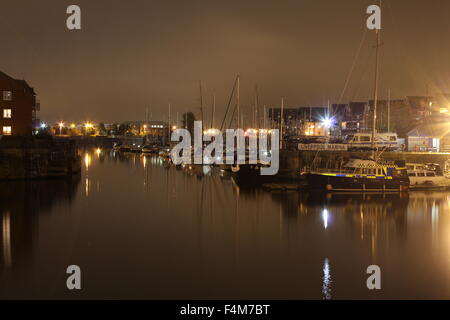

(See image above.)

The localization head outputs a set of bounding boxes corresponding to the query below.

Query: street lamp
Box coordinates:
[59,122,64,135]
[84,122,93,136]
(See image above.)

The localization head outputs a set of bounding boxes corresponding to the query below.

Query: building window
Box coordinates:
[3,109,11,118]
[2,126,11,135]
[2,91,12,101]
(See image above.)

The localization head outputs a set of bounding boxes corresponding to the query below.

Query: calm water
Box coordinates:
[1,149,450,299]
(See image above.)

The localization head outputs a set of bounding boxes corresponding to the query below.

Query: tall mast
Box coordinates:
[280,97,284,150]
[387,88,391,132]
[212,92,216,129]
[199,80,204,122]
[371,3,381,151]
[168,103,171,144]
[254,85,259,128]
[263,105,266,129]
[168,103,171,127]
[237,75,240,128]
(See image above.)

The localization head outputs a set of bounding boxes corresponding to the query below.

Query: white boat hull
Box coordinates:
[409,176,450,190]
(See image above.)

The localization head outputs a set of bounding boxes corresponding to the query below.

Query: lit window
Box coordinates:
[2,126,11,135]
[3,109,11,118]
[2,91,12,101]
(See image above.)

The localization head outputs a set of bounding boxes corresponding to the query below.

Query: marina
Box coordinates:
[3,0,450,306]
[111,145,450,192]
[2,148,450,299]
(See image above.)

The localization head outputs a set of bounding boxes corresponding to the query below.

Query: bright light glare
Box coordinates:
[322,209,329,229]
[321,117,333,128]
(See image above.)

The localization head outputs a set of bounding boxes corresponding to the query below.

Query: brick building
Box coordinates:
[0,71,38,136]
[268,106,328,136]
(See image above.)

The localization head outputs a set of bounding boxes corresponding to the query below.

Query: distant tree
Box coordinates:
[109,123,119,136]
[98,122,107,136]
[117,123,128,136]
[36,126,51,137]
[181,112,196,135]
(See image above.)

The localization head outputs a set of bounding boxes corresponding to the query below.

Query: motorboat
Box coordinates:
[302,158,409,192]
[407,163,450,190]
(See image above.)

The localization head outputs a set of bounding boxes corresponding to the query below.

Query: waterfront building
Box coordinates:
[331,102,368,136]
[0,71,39,136]
[407,123,450,152]
[121,120,169,145]
[268,106,328,137]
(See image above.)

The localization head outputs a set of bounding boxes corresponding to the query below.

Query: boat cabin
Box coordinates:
[340,158,407,178]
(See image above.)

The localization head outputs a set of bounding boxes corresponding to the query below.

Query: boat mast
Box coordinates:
[199,80,204,123]
[237,75,240,128]
[212,92,216,129]
[387,88,391,132]
[280,97,284,150]
[254,85,259,128]
[371,1,381,152]
[168,103,171,145]
[263,105,266,129]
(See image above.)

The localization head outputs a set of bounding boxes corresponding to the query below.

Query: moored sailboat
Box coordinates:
[303,7,409,193]
[303,158,409,192]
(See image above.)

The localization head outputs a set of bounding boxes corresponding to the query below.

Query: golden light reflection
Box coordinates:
[84,153,91,169]
[95,148,101,157]
[360,209,364,240]
[85,177,90,196]
[2,211,12,268]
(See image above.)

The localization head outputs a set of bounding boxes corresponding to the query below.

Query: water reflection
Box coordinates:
[2,212,11,268]
[0,177,80,272]
[322,209,329,229]
[2,150,450,298]
[322,258,332,300]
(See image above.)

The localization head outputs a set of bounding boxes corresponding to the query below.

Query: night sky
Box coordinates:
[1,0,450,123]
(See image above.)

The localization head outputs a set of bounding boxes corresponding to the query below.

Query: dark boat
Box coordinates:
[302,158,409,192]
[142,144,159,154]
[231,163,274,186]
[113,142,122,152]
[130,143,142,153]
[119,145,132,152]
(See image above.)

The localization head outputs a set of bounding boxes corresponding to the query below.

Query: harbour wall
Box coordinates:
[0,136,81,180]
